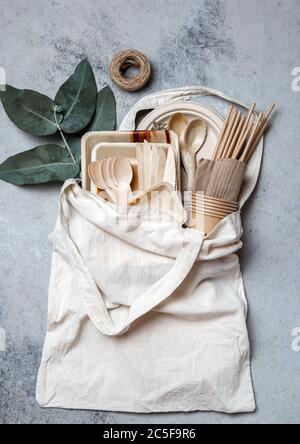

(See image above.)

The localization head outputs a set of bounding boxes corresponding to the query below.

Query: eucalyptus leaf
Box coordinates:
[66,135,81,160]
[0,144,79,185]
[89,86,116,131]
[55,59,97,134]
[65,86,117,162]
[0,85,62,136]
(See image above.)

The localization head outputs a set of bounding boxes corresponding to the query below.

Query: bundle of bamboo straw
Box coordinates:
[212,102,275,162]
[189,102,275,233]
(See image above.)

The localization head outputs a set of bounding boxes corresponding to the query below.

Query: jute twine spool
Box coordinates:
[109,49,151,92]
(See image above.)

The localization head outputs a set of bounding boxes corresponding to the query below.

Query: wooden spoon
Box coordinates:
[168,113,189,173]
[111,156,133,204]
[184,119,207,190]
[88,161,106,189]
[88,160,116,202]
[101,158,117,190]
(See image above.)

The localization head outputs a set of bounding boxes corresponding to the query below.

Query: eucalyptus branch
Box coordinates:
[53,106,77,164]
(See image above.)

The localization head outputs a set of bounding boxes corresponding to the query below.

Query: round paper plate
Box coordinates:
[137,101,224,160]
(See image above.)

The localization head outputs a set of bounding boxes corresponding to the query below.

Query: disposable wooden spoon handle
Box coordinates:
[118,183,131,206]
[106,188,117,203]
[188,159,196,191]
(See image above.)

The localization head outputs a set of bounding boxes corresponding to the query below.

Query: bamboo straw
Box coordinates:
[217,108,238,159]
[212,105,234,160]
[244,104,275,162]
[244,112,262,149]
[191,101,275,232]
[225,115,245,158]
[236,102,256,145]
[222,112,241,158]
[263,103,276,121]
[232,122,253,159]
[215,107,236,159]
[244,127,266,162]
[211,102,275,165]
[240,113,263,162]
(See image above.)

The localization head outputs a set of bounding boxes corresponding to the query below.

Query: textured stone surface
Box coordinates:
[0,0,299,424]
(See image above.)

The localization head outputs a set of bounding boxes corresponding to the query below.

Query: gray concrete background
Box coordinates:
[0,0,299,424]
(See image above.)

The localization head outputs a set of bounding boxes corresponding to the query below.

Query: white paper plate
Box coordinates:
[138,101,224,161]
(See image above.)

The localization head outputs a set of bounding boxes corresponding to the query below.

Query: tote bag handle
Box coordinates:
[119,86,249,131]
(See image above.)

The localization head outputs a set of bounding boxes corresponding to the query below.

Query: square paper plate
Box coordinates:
[81,130,179,191]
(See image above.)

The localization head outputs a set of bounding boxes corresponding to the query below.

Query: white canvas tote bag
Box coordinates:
[36,88,260,413]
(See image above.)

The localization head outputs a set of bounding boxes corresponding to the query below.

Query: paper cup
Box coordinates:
[187,193,238,233]
[192,194,238,211]
[190,206,230,219]
[204,197,238,210]
[190,201,233,215]
[189,210,223,234]
[190,198,236,217]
